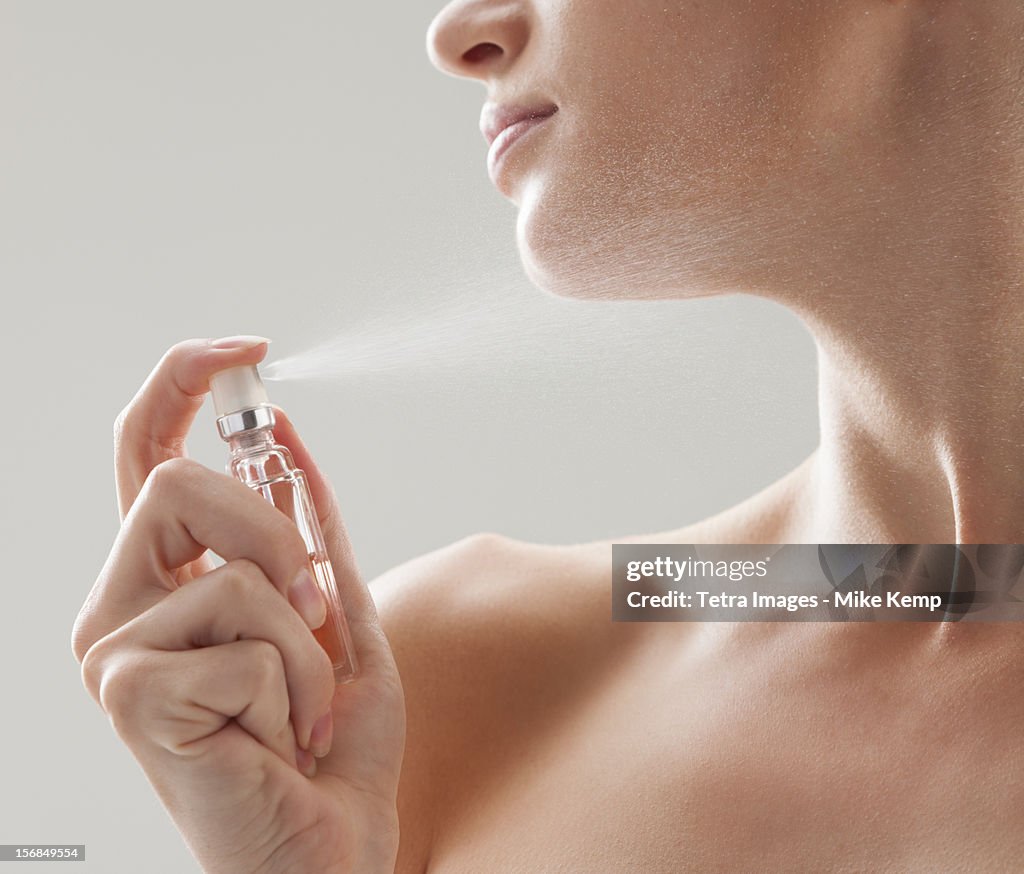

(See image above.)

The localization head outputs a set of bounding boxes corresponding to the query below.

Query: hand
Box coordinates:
[71,338,406,874]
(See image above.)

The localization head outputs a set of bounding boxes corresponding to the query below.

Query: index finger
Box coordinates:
[114,336,271,520]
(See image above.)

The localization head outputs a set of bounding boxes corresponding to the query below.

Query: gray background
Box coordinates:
[0,2,816,871]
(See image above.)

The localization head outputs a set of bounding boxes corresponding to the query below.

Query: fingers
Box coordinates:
[87,639,311,776]
[125,558,336,751]
[177,641,306,773]
[114,336,270,521]
[80,558,335,764]
[74,457,319,661]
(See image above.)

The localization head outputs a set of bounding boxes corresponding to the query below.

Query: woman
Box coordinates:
[72,0,1024,871]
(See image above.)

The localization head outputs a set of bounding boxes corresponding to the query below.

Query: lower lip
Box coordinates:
[487,111,557,186]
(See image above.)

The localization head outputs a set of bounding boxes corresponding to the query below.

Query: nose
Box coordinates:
[426,0,530,82]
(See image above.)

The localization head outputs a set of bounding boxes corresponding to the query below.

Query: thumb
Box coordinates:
[268,404,385,640]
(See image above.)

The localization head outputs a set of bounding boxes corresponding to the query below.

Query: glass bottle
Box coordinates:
[209,364,358,685]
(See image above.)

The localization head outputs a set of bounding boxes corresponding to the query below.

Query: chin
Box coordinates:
[515,176,641,301]
[514,174,734,303]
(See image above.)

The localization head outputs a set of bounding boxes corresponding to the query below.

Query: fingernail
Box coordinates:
[210,335,272,350]
[291,568,327,630]
[309,709,334,759]
[295,746,317,778]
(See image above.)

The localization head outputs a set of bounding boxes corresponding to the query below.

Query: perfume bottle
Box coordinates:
[209,364,358,685]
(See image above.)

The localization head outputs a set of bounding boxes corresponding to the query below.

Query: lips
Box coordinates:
[480,102,558,189]
[480,103,558,147]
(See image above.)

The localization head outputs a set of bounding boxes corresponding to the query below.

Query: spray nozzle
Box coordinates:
[209,364,270,418]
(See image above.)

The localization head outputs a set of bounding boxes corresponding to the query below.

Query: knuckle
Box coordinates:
[70,612,95,665]
[79,627,129,706]
[166,338,205,361]
[85,640,153,729]
[143,456,202,501]
[249,639,286,687]
[112,406,129,444]
[78,639,107,703]
[71,590,109,665]
[153,339,199,378]
[224,558,268,597]
[98,658,142,718]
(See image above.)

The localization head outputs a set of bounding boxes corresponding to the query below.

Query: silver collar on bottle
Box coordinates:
[216,404,276,440]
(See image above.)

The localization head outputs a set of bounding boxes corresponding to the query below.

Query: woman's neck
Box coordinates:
[770,14,1024,544]
[792,223,1024,542]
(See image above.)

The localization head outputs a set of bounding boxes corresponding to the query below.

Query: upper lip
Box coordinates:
[480,102,558,146]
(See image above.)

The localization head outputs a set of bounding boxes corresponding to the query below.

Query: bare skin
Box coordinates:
[405,2,1024,864]
[74,0,1024,870]
[377,493,1024,873]
[427,0,1024,543]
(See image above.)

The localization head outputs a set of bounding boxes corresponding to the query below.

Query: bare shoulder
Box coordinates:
[366,532,624,870]
[367,531,619,726]
[365,452,816,869]
[369,531,612,630]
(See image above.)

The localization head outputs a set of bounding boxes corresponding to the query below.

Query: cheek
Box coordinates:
[515,3,839,300]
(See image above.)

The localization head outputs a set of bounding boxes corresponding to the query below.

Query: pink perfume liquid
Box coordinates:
[231,432,359,685]
[309,554,358,683]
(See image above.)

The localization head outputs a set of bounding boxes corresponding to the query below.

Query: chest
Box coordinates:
[426,631,1022,873]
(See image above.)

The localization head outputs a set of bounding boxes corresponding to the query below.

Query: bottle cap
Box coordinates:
[209,364,270,417]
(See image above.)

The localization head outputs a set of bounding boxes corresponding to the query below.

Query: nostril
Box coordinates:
[462,42,503,65]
